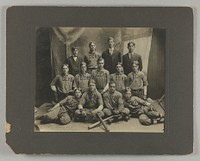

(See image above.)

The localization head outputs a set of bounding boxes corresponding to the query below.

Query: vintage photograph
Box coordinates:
[34,27,165,132]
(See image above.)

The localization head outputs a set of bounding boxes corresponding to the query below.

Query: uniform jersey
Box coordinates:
[127,71,148,90]
[79,90,103,109]
[110,73,127,93]
[73,73,91,92]
[103,91,124,110]
[84,52,101,70]
[51,74,74,94]
[91,69,110,92]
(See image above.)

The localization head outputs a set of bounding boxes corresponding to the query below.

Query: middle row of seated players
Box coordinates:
[36,79,164,126]
[51,57,148,103]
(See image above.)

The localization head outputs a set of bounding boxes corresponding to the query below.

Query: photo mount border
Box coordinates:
[6,6,193,154]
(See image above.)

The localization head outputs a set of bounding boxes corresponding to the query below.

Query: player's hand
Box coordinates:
[149,104,155,111]
[92,109,98,115]
[113,110,120,115]
[51,86,57,92]
[143,95,147,100]
[48,107,55,112]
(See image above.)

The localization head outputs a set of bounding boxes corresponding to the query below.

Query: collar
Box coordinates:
[88,51,97,56]
[97,68,105,72]
[62,73,69,77]
[116,72,123,75]
[108,48,114,53]
[80,72,87,76]
[132,71,139,75]
[88,89,97,96]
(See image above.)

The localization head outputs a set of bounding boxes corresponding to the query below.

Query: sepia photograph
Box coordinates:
[34,27,165,132]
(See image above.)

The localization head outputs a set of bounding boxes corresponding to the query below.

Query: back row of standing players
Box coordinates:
[44,37,164,126]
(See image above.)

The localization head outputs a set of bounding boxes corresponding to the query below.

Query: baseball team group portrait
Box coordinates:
[34,27,165,132]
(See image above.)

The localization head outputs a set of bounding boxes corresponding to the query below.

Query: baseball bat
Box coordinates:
[88,115,113,129]
[96,113,110,132]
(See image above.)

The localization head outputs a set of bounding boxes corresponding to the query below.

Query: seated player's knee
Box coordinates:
[75,109,81,115]
[103,108,112,116]
[97,111,104,117]
[59,113,71,125]
[138,114,152,126]
[122,108,130,115]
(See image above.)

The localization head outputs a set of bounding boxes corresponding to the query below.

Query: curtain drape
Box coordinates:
[50,27,153,76]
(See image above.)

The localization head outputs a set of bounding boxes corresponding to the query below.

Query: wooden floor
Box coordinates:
[35,102,164,133]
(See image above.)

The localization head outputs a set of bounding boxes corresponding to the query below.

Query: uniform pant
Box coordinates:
[41,105,71,125]
[129,106,161,125]
[103,108,130,118]
[74,109,104,122]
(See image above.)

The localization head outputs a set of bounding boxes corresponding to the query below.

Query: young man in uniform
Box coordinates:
[91,57,110,94]
[102,37,122,74]
[127,61,148,100]
[74,79,104,122]
[122,41,143,75]
[66,46,84,76]
[73,62,91,93]
[103,81,130,121]
[50,64,74,102]
[110,63,127,93]
[35,89,82,125]
[84,42,101,74]
[123,87,164,125]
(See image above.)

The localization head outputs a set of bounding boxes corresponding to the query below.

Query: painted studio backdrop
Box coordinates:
[35,27,165,106]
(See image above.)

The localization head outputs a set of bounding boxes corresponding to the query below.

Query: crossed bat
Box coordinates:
[88,113,121,132]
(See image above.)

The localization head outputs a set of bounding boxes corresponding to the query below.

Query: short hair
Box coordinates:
[97,57,104,63]
[61,64,69,69]
[109,80,116,87]
[127,41,135,47]
[108,37,114,41]
[89,41,96,47]
[80,62,87,67]
[88,79,96,86]
[74,88,82,94]
[116,62,123,67]
[124,87,132,93]
[71,46,79,52]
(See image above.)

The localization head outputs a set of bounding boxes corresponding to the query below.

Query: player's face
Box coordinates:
[132,64,139,72]
[81,65,87,73]
[98,60,104,69]
[74,90,82,98]
[124,91,131,99]
[116,65,123,73]
[72,48,79,56]
[128,43,135,53]
[89,83,96,91]
[109,83,116,93]
[108,39,114,48]
[62,66,69,74]
[89,43,96,52]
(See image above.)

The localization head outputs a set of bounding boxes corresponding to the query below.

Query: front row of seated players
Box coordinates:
[36,80,164,126]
